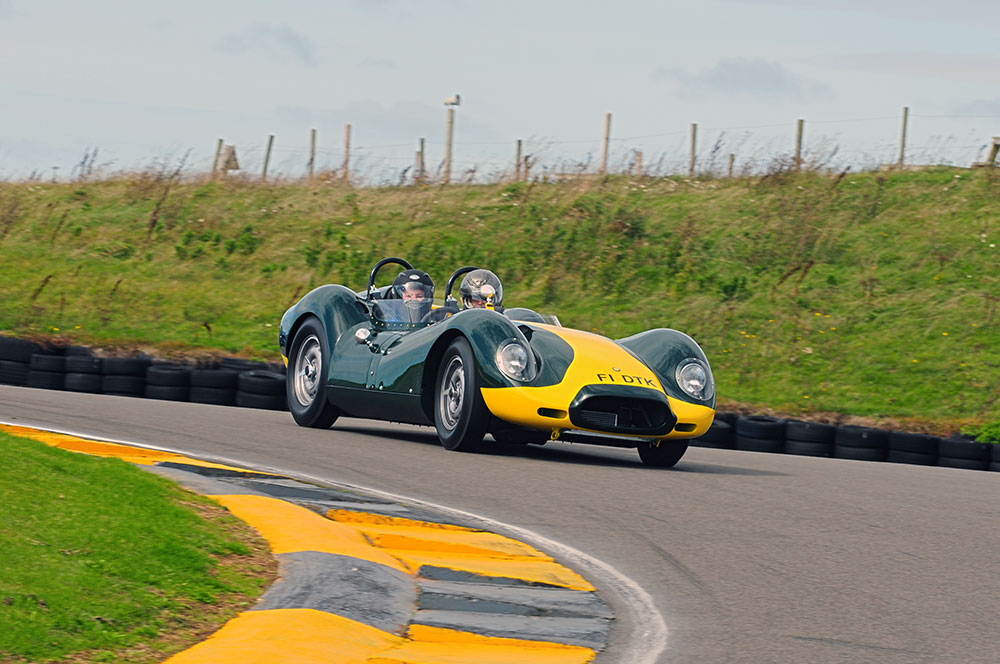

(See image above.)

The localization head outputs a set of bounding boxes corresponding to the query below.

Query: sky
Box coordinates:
[2,0,999,182]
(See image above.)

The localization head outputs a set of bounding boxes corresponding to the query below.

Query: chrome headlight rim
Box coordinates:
[496,340,536,383]
[675,357,714,401]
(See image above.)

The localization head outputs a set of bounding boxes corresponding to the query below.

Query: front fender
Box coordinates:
[429,308,529,389]
[617,328,716,409]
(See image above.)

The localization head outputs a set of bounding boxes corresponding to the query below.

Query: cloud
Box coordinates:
[219,24,319,67]
[660,58,832,99]
[0,0,14,17]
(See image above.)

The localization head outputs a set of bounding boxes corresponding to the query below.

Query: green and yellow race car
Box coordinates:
[279,258,715,467]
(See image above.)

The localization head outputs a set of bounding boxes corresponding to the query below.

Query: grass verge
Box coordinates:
[0,430,276,663]
[0,168,997,429]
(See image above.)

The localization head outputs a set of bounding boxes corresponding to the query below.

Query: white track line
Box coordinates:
[1,418,669,664]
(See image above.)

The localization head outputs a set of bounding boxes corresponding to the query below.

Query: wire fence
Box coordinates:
[19,110,1000,185]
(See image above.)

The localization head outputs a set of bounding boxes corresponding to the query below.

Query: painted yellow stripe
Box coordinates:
[0,423,272,474]
[163,608,402,664]
[372,624,596,664]
[163,609,595,664]
[326,510,594,591]
[208,494,409,574]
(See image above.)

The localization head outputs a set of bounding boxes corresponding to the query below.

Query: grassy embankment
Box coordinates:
[0,168,998,432]
[0,429,275,663]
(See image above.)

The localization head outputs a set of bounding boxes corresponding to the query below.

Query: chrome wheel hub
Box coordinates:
[439,356,464,431]
[293,335,322,407]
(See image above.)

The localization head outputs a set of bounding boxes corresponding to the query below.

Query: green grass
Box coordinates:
[0,430,270,662]
[0,168,998,430]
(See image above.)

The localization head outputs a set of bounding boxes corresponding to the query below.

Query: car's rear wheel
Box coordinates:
[638,440,689,467]
[434,338,488,452]
[287,317,340,428]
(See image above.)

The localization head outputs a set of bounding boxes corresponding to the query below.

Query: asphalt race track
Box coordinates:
[3,385,998,664]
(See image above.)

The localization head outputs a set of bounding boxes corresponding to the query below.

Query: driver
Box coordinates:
[390,269,434,322]
[459,269,503,312]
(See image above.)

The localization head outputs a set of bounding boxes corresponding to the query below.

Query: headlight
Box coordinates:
[497,342,536,382]
[675,358,714,401]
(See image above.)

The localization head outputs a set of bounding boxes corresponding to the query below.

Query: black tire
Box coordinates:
[691,420,734,448]
[433,337,489,451]
[102,357,152,376]
[785,420,835,444]
[713,411,739,427]
[64,345,94,357]
[146,365,192,386]
[286,317,340,428]
[888,431,939,455]
[221,357,271,372]
[66,356,103,374]
[937,437,990,471]
[833,444,887,462]
[0,360,30,386]
[938,437,991,461]
[638,440,689,467]
[992,444,1000,472]
[0,336,43,363]
[238,370,286,395]
[29,354,66,372]
[26,370,64,390]
[145,385,190,401]
[101,375,145,396]
[736,415,785,439]
[190,369,240,389]
[64,372,102,393]
[237,391,287,411]
[833,426,888,462]
[735,434,784,453]
[784,439,832,457]
[189,386,237,406]
[887,449,937,466]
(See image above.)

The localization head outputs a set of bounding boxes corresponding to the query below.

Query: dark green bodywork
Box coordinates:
[280,285,714,428]
[280,286,568,426]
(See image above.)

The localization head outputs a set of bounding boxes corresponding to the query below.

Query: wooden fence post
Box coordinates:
[415,138,426,185]
[795,118,804,172]
[443,108,455,184]
[342,124,351,184]
[635,150,643,176]
[212,138,223,177]
[689,123,697,177]
[599,112,611,175]
[728,153,735,178]
[898,106,909,169]
[261,135,274,181]
[308,128,316,180]
[515,139,523,181]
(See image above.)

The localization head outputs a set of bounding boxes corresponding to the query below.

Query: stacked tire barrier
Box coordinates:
[735,416,784,453]
[691,412,1000,473]
[146,365,193,402]
[236,370,287,411]
[1,335,287,412]
[783,420,835,457]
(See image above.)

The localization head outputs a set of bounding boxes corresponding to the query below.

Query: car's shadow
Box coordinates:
[331,425,787,477]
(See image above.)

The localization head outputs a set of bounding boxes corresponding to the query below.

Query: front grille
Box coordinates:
[574,395,669,433]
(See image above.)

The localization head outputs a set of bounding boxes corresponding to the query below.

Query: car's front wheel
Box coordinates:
[287,317,340,428]
[637,440,689,467]
[434,337,489,452]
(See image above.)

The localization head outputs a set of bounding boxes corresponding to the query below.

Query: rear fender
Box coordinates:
[280,285,369,359]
